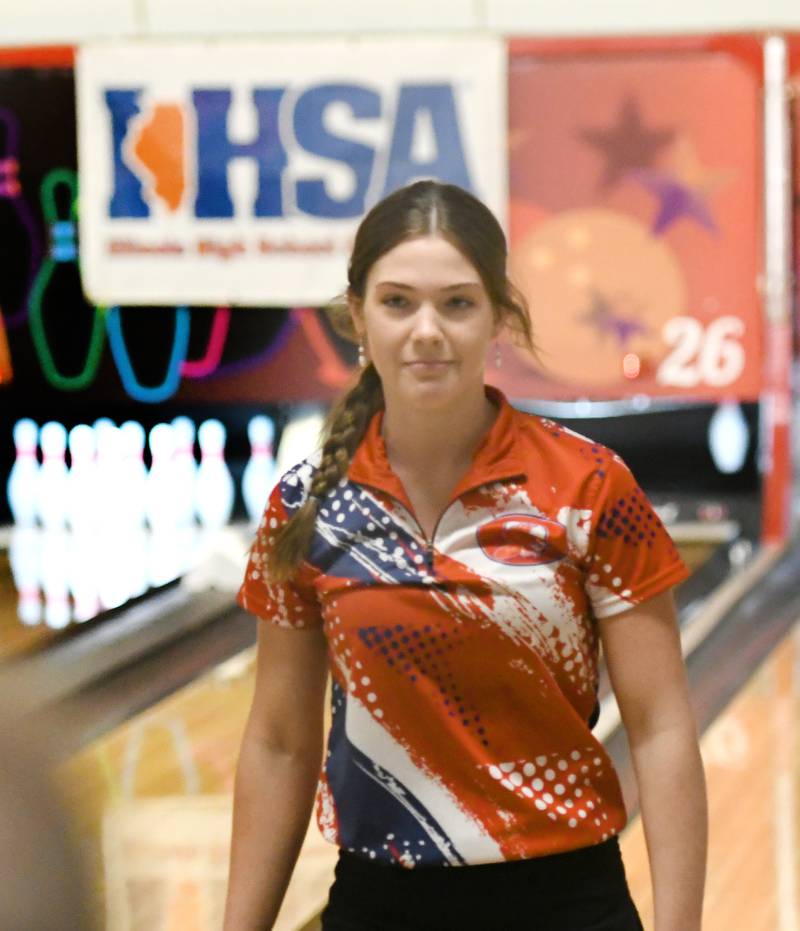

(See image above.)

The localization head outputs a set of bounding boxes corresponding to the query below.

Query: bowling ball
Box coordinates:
[509,208,687,389]
[477,514,564,566]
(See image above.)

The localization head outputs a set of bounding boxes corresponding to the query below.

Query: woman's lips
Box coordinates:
[406,361,452,369]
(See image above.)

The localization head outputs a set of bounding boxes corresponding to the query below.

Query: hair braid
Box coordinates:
[267,363,384,582]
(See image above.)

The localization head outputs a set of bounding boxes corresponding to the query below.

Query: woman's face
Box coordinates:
[350,236,502,411]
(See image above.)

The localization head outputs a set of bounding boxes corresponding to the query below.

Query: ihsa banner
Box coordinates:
[76,37,506,306]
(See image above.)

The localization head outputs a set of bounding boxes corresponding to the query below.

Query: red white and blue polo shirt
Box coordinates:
[237,385,689,868]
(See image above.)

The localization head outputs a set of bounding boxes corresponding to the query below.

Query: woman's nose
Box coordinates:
[411,302,443,341]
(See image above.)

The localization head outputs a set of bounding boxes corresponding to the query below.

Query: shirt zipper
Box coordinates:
[354,481,439,565]
[353,476,523,578]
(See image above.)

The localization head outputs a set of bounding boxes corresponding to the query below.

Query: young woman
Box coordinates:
[223,181,707,931]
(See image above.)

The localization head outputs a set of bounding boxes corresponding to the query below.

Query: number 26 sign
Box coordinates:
[656,316,747,389]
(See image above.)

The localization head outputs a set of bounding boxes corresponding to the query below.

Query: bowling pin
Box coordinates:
[126,525,150,599]
[66,424,99,533]
[242,415,276,525]
[8,525,41,625]
[40,527,72,629]
[94,420,125,531]
[67,529,100,622]
[195,419,235,531]
[708,401,749,475]
[7,418,39,526]
[146,423,181,531]
[274,405,325,477]
[171,416,198,527]
[37,421,69,530]
[146,528,181,588]
[95,521,138,611]
[119,421,148,530]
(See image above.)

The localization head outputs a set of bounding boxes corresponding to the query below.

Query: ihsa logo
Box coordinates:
[105,83,473,220]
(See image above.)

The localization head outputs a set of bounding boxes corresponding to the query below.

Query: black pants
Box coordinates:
[320,837,644,931]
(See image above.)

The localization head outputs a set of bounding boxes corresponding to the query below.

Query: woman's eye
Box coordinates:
[383,295,409,308]
[447,296,473,309]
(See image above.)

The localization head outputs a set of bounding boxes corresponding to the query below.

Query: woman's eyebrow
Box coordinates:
[375,281,481,291]
[441,282,482,291]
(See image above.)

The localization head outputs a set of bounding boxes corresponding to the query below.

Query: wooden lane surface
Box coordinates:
[58,648,337,931]
[621,616,800,930]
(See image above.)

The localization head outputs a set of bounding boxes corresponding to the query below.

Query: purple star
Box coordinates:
[629,168,718,236]
[580,97,675,190]
[579,292,649,348]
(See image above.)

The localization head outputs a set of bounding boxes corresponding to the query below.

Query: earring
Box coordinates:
[494,341,502,369]
[358,341,367,367]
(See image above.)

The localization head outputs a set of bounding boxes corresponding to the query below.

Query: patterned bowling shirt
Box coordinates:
[237,385,689,868]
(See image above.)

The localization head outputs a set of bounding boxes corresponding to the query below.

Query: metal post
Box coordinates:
[761,35,794,545]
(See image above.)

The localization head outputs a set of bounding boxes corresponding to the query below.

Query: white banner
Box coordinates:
[76,37,507,306]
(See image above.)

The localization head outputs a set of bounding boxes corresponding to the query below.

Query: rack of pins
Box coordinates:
[5,415,279,631]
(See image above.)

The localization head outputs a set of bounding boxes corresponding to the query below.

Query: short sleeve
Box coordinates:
[236,477,323,630]
[585,454,689,619]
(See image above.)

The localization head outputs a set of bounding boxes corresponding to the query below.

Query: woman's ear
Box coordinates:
[348,292,365,339]
[491,311,507,341]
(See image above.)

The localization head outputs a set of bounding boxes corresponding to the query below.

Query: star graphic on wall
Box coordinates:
[629,168,718,236]
[580,97,675,189]
[578,291,650,348]
[667,134,735,195]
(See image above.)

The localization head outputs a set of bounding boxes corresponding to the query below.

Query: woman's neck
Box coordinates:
[381,387,498,477]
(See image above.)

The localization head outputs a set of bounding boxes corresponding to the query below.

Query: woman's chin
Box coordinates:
[399,378,463,410]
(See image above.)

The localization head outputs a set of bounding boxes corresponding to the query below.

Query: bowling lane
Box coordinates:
[53,530,726,931]
[621,612,800,929]
[0,519,249,678]
[58,645,335,931]
[594,523,738,706]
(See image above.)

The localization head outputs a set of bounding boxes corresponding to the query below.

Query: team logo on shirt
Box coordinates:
[477,514,564,566]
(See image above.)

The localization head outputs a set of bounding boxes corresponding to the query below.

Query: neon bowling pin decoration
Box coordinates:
[28,168,106,391]
[0,106,43,329]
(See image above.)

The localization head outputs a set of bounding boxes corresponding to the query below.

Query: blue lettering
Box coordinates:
[382,84,472,196]
[104,82,475,222]
[105,89,149,218]
[193,88,287,218]
[293,84,381,219]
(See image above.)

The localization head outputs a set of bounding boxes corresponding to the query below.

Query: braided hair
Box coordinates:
[267,180,535,582]
[266,362,383,582]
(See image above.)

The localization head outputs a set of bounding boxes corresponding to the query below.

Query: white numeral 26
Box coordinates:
[656,315,746,388]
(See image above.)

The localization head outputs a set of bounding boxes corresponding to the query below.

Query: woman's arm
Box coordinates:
[599,589,708,931]
[223,620,329,931]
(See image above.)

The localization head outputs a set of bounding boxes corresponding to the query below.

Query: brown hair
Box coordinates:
[267,179,535,582]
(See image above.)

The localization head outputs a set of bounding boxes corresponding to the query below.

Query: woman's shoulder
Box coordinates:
[271,448,323,508]
[512,408,625,472]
